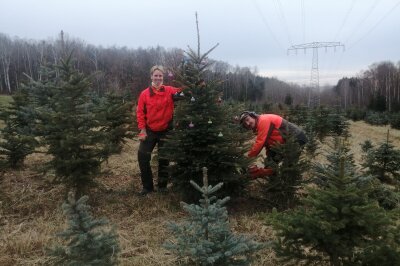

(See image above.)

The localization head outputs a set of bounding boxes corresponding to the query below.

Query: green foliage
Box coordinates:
[30,57,104,195]
[163,44,252,202]
[28,56,131,196]
[356,175,400,210]
[93,92,134,155]
[287,105,308,128]
[290,106,349,140]
[368,94,386,112]
[389,112,400,129]
[311,106,332,141]
[361,131,400,184]
[0,87,37,167]
[364,111,389,126]
[164,168,264,265]
[328,107,350,138]
[313,138,357,187]
[360,140,373,153]
[267,141,397,266]
[359,230,400,266]
[303,109,319,158]
[284,93,293,106]
[263,132,309,210]
[48,192,119,266]
[345,107,366,121]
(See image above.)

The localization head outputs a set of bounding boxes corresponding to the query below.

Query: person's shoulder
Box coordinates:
[139,87,150,96]
[263,114,282,119]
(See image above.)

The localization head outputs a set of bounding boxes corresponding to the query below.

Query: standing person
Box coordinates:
[136,65,183,196]
[238,111,307,178]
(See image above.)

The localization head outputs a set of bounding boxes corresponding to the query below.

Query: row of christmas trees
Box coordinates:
[1,38,399,264]
[46,135,400,265]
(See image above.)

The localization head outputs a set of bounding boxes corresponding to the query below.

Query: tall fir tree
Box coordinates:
[0,86,37,167]
[49,192,119,265]
[164,167,264,265]
[163,15,252,202]
[30,55,120,196]
[267,140,398,266]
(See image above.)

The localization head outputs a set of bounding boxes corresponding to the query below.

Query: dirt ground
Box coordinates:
[0,120,399,265]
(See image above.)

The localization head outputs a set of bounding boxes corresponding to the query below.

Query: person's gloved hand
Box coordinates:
[248,166,273,179]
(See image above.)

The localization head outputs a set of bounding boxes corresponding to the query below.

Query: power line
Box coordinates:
[344,0,380,45]
[301,0,305,43]
[348,0,400,49]
[274,0,293,46]
[251,0,285,51]
[334,0,357,41]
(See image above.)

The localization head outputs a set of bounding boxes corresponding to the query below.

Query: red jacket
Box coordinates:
[248,114,284,157]
[136,85,181,132]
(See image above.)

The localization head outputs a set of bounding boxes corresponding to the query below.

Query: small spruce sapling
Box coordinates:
[361,130,400,184]
[49,192,119,265]
[164,167,264,265]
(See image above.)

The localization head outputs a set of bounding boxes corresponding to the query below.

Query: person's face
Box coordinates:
[151,69,164,86]
[242,115,256,130]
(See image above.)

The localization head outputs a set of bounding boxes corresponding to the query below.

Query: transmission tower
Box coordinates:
[288,42,345,107]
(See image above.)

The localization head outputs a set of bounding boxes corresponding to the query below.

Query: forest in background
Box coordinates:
[1,31,400,112]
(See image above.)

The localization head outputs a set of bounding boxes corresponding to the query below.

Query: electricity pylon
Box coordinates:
[288,42,345,107]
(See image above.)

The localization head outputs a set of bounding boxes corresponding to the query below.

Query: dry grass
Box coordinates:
[0,121,399,265]
[347,120,400,165]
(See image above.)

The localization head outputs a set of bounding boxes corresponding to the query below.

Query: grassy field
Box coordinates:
[0,94,12,107]
[0,120,399,265]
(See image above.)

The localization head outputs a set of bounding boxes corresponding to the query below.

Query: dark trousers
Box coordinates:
[137,129,169,191]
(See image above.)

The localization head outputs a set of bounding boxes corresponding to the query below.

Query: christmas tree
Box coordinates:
[29,55,123,196]
[359,133,400,210]
[163,14,252,201]
[164,167,264,265]
[0,86,37,167]
[267,140,397,265]
[361,130,400,184]
[49,192,119,265]
[313,138,356,187]
[262,131,309,210]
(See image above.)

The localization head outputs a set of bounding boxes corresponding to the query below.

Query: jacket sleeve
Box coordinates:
[170,86,182,94]
[248,117,271,157]
[168,86,182,94]
[136,92,146,130]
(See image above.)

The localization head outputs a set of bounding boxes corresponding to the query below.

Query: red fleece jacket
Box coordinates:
[248,114,284,157]
[136,85,181,132]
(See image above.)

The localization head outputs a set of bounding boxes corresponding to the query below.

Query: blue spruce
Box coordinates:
[164,167,264,265]
[49,192,119,265]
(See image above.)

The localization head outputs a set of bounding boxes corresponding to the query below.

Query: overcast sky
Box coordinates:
[1,0,399,86]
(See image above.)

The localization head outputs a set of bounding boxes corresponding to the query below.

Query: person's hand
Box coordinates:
[248,166,273,179]
[138,129,147,141]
